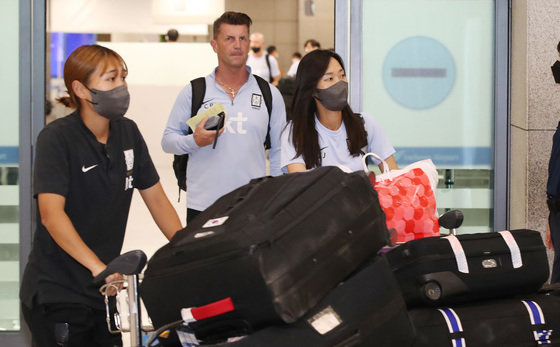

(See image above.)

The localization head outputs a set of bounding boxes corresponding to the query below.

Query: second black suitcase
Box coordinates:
[140,166,389,331]
[386,229,549,307]
[204,255,415,347]
[409,293,560,346]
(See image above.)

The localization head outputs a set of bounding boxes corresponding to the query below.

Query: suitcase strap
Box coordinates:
[176,298,236,347]
[443,231,523,274]
[181,297,235,323]
[437,308,466,347]
[442,236,469,273]
[498,230,523,268]
[521,300,553,344]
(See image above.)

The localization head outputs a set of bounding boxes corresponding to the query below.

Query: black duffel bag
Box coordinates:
[409,293,560,346]
[386,229,549,307]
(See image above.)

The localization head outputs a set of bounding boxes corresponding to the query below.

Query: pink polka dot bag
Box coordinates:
[362,153,440,244]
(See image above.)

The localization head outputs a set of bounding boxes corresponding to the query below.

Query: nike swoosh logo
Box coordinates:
[82,164,98,173]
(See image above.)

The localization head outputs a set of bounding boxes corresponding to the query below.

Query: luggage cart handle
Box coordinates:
[96,250,147,347]
[93,250,147,284]
[439,210,464,236]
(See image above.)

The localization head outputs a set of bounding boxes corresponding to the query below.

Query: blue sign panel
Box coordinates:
[382,36,456,110]
[0,147,18,165]
[50,33,97,78]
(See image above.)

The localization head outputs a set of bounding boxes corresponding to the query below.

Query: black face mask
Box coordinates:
[552,60,560,83]
[251,47,261,53]
[313,80,349,111]
[85,85,130,120]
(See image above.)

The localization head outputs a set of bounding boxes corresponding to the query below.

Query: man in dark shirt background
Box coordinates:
[547,40,560,284]
[547,121,560,284]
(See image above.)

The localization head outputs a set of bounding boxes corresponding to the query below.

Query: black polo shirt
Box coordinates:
[548,121,560,199]
[20,111,159,309]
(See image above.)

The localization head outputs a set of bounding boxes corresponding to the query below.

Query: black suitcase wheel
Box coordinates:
[423,281,442,301]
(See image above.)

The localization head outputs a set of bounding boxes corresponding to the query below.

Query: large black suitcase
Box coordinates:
[409,293,560,346]
[204,255,415,347]
[140,166,389,331]
[385,229,549,307]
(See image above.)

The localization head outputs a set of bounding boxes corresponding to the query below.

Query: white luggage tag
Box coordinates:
[307,306,343,335]
[202,216,229,228]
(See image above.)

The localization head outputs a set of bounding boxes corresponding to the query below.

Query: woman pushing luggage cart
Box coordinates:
[20,44,182,347]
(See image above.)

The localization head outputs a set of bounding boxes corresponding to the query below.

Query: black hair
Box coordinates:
[267,45,277,55]
[292,52,302,59]
[304,39,321,50]
[289,49,367,169]
[167,29,179,41]
[213,11,252,39]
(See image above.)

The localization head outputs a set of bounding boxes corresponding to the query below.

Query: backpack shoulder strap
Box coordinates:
[189,77,206,134]
[254,75,272,117]
[254,75,273,149]
[172,77,206,196]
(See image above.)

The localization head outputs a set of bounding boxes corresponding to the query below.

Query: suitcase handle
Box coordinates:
[219,178,267,214]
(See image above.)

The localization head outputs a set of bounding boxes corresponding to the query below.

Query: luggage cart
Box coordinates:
[94,250,150,347]
[96,250,233,346]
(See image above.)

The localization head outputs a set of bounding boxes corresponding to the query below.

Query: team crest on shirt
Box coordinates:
[320,146,328,159]
[251,93,262,109]
[124,149,134,190]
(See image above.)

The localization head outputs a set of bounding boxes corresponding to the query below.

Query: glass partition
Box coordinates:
[361,0,497,233]
[0,0,20,332]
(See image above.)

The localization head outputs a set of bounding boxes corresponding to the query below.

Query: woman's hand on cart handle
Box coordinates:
[102,273,124,296]
[92,250,147,284]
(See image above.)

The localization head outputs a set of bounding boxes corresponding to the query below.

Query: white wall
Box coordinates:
[100,42,217,86]
[97,42,217,256]
[49,0,220,35]
[297,0,334,51]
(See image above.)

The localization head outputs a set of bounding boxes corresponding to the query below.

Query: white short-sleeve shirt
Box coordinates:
[281,112,395,173]
[247,54,281,82]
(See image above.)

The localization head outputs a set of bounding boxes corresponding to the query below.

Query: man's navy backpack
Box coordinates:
[173,75,273,194]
